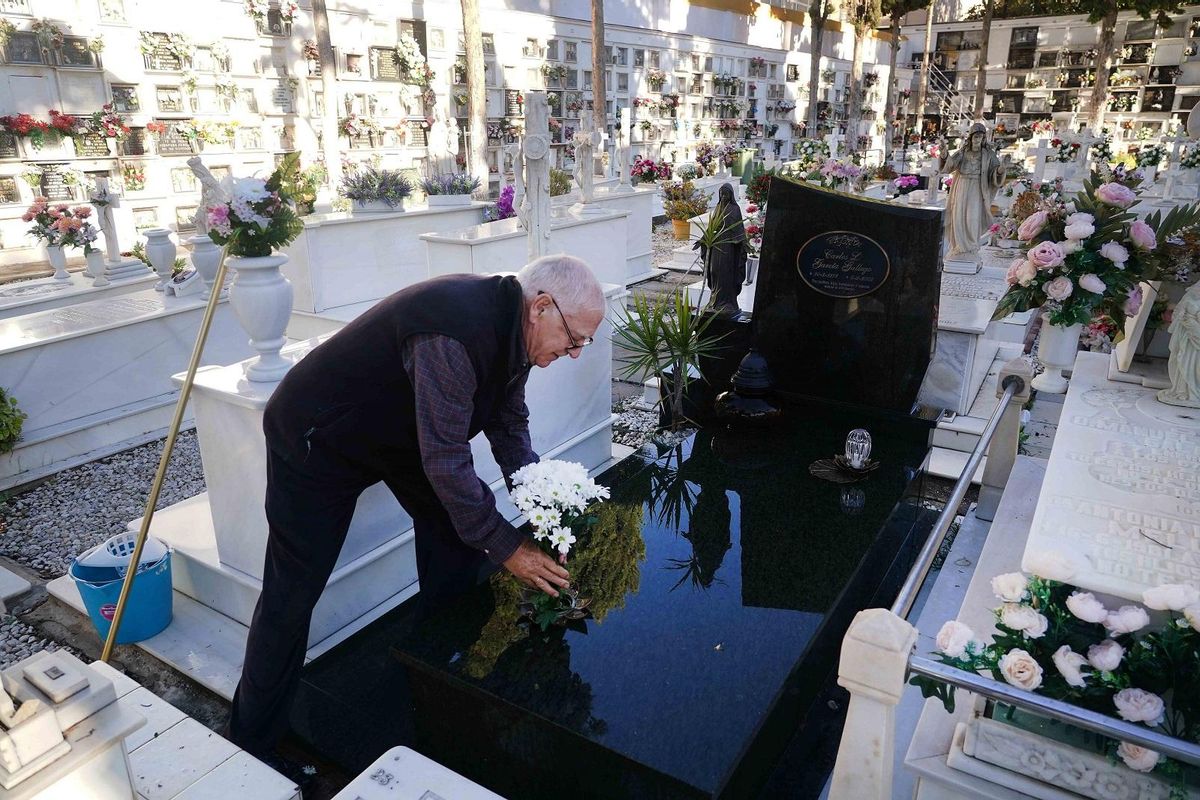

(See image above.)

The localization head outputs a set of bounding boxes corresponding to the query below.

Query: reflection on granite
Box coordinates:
[375,407,933,799]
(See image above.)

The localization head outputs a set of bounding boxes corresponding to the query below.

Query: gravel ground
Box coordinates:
[612,398,660,448]
[0,614,77,669]
[0,431,206,578]
[650,221,686,268]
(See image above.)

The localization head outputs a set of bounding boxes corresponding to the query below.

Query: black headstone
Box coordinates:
[751,176,941,415]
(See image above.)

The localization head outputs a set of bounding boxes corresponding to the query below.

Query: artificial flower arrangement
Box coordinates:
[22,199,97,251]
[793,137,831,173]
[810,156,863,191]
[86,103,130,141]
[1031,119,1056,136]
[1136,144,1167,169]
[895,174,920,192]
[205,152,305,257]
[484,184,516,222]
[507,459,610,630]
[993,166,1200,331]
[631,156,672,183]
[419,173,481,196]
[915,555,1200,795]
[744,203,765,257]
[394,32,425,76]
[0,114,52,150]
[646,69,667,89]
[1052,137,1080,164]
[1180,146,1200,171]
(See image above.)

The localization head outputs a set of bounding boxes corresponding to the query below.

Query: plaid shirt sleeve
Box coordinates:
[402,334,527,565]
[484,369,538,490]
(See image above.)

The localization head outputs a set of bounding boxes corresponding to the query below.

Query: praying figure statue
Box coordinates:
[943,122,1005,259]
[693,183,746,316]
[1158,281,1200,408]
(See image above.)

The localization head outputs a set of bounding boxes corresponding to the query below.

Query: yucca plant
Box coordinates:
[614,291,727,431]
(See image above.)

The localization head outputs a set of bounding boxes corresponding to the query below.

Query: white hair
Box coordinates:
[515,254,605,316]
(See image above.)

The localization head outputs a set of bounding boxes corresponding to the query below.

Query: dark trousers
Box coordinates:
[227,440,488,758]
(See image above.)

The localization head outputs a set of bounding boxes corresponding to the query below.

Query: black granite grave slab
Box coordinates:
[751,176,942,415]
[295,405,935,798]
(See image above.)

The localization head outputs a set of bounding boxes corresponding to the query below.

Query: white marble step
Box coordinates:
[332,746,502,800]
[925,447,987,484]
[932,345,1027,454]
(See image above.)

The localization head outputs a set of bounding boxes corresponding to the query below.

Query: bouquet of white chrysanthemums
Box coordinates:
[510,460,610,562]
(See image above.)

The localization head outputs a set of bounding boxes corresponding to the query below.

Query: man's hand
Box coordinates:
[502,539,570,597]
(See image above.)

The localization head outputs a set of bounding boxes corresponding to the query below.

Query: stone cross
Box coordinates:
[516,91,552,262]
[617,106,633,190]
[825,132,843,159]
[572,113,598,203]
[1071,131,1102,173]
[1028,138,1056,183]
[90,177,123,263]
[1155,167,1183,207]
[1165,132,1191,168]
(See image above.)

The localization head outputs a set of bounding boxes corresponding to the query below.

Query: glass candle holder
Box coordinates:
[845,429,872,469]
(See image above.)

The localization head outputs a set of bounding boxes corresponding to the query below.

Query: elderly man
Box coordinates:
[228,255,606,760]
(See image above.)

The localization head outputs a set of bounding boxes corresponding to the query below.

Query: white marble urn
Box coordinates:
[46,245,69,280]
[1031,315,1083,394]
[85,249,109,287]
[143,228,176,292]
[227,253,294,382]
[187,234,223,292]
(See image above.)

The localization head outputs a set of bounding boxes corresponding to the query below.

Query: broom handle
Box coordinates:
[100,247,230,663]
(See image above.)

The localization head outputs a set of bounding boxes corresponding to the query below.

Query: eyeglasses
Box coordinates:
[538,291,594,351]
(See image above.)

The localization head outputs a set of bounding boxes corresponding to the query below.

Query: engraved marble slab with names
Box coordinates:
[1021,352,1200,599]
[0,295,168,350]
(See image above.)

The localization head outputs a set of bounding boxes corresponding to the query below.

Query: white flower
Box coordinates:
[998,648,1044,691]
[1060,238,1082,255]
[1051,645,1089,688]
[527,506,562,530]
[991,572,1028,603]
[1113,688,1165,726]
[1104,605,1150,635]
[1117,742,1160,773]
[548,527,576,556]
[1141,583,1200,612]
[231,176,270,202]
[1065,591,1109,624]
[1064,220,1095,240]
[1184,606,1200,633]
[1000,603,1049,639]
[1087,639,1125,672]
[1023,550,1077,582]
[935,620,975,658]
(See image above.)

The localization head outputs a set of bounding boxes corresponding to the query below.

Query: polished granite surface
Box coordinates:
[294,405,935,798]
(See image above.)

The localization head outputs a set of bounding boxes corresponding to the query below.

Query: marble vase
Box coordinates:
[1030,316,1083,393]
[143,228,176,292]
[85,249,109,287]
[187,235,222,291]
[227,253,294,382]
[46,245,69,280]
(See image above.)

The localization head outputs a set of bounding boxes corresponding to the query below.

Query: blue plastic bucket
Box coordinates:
[69,535,173,645]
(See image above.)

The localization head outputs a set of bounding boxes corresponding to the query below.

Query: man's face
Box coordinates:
[525,293,604,368]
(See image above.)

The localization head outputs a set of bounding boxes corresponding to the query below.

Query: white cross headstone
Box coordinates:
[516,91,552,261]
[616,106,633,191]
[1028,138,1056,183]
[572,113,598,204]
[1154,167,1183,208]
[825,132,843,159]
[88,179,146,283]
[1165,132,1191,169]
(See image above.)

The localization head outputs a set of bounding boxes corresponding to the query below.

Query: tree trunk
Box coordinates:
[1088,6,1119,134]
[591,0,607,175]
[461,0,488,196]
[884,12,901,162]
[914,2,935,141]
[973,0,992,119]
[806,6,827,135]
[311,0,341,189]
[847,26,867,154]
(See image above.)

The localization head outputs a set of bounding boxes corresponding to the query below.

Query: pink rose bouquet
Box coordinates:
[994,169,1200,328]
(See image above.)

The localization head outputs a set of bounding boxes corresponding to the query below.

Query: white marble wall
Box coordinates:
[281,204,487,314]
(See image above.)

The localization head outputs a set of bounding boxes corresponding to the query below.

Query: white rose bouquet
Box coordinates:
[509,459,610,629]
[913,559,1200,792]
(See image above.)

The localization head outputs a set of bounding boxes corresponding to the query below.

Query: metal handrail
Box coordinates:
[890,373,1200,767]
[890,376,1021,619]
[910,658,1200,766]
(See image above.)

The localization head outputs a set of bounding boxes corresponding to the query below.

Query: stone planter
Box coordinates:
[426,194,473,207]
[1031,314,1083,394]
[351,199,406,214]
[46,245,69,280]
[959,698,1198,799]
[143,228,176,292]
[671,219,691,240]
[227,253,294,382]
